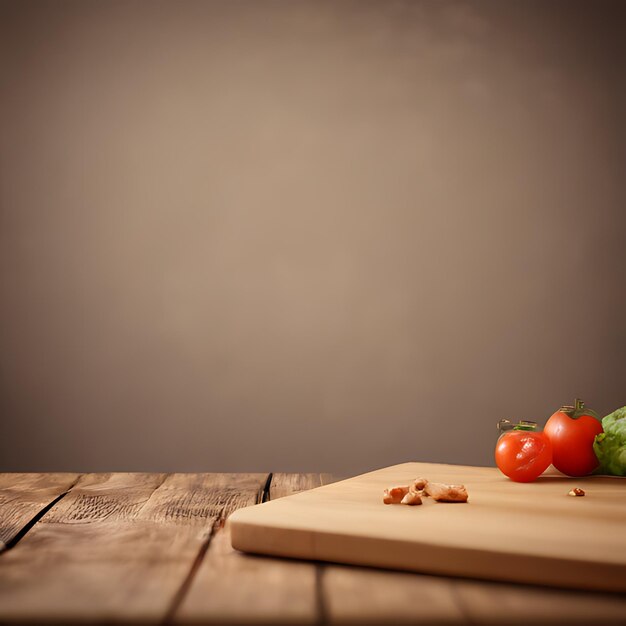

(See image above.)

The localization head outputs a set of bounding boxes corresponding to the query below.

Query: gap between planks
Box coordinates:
[163,472,272,623]
[0,473,82,553]
[163,516,223,624]
[172,473,328,625]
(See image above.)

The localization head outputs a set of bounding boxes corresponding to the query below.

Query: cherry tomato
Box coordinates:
[544,399,603,477]
[495,423,552,482]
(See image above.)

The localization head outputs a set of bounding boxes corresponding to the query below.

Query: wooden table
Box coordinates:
[0,473,625,625]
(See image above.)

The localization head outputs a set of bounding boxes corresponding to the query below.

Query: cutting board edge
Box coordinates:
[229,517,626,594]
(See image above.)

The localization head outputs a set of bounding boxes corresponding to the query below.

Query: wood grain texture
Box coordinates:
[0,473,79,550]
[0,472,266,624]
[270,473,325,501]
[174,473,325,624]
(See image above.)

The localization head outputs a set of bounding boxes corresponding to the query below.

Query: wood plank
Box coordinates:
[41,472,166,524]
[0,473,80,550]
[270,473,325,500]
[174,473,324,624]
[0,472,267,624]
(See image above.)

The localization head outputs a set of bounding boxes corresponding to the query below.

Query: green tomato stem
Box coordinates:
[559,398,602,423]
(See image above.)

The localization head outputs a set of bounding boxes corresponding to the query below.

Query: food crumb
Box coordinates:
[424,481,469,503]
[568,488,585,497]
[383,478,468,505]
[383,485,410,504]
[400,491,422,506]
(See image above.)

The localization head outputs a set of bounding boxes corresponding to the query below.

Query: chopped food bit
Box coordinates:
[383,485,410,504]
[389,486,409,499]
[400,491,422,506]
[384,479,469,505]
[424,482,469,503]
[411,477,428,493]
[568,488,585,497]
[383,490,396,504]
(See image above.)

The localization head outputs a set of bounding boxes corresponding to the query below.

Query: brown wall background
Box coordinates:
[1,0,624,474]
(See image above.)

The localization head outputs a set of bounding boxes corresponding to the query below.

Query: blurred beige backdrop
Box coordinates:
[1,0,624,473]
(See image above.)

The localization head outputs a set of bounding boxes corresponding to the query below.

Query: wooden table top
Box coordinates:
[0,473,625,625]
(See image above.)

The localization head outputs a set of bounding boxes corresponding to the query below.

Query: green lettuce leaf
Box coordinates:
[593,406,626,476]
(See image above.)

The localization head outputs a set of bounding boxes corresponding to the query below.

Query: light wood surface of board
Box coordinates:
[230,462,626,592]
[0,471,625,625]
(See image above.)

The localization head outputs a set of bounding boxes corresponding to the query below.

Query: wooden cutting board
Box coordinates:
[230,462,626,592]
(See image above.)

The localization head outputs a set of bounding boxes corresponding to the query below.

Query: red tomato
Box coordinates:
[495,427,552,482]
[544,399,603,477]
